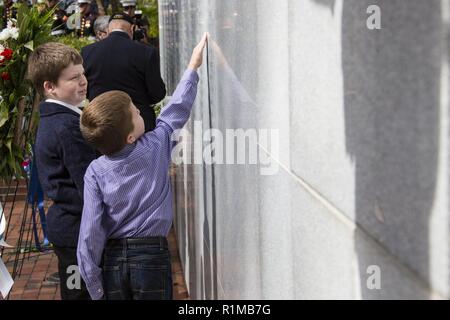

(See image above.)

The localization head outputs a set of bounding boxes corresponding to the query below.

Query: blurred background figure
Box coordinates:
[46,0,69,36]
[77,0,97,39]
[64,0,78,15]
[2,0,17,29]
[121,0,135,17]
[120,0,149,44]
[36,0,47,13]
[101,0,109,13]
[93,14,109,41]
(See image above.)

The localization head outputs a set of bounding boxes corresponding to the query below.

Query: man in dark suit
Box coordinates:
[81,13,166,131]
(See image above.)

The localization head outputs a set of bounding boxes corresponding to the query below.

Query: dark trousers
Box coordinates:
[140,106,156,133]
[102,237,172,300]
[53,246,91,300]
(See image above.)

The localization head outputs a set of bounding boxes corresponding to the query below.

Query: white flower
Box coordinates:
[0,25,20,41]
[9,28,19,40]
[6,19,17,29]
[0,44,4,53]
[0,56,4,62]
[0,29,10,41]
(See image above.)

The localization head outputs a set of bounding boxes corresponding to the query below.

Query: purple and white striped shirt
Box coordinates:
[77,69,199,300]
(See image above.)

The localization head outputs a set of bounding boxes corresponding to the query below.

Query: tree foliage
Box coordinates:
[0,4,54,180]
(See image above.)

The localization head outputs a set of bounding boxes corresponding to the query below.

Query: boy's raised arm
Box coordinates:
[148,33,208,139]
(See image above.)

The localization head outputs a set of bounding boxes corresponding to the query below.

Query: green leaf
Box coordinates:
[9,93,16,105]
[0,3,56,180]
[0,111,8,128]
[5,139,12,153]
[0,152,7,170]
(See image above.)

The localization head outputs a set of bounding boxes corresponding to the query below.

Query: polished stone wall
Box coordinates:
[159,0,449,299]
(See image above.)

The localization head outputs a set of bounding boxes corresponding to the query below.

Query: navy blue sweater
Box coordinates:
[35,101,97,247]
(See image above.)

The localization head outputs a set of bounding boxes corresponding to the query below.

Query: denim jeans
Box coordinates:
[102,237,173,300]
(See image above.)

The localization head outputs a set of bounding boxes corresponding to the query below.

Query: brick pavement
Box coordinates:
[1,199,188,300]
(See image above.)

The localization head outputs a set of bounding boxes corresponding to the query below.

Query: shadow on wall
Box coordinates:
[313,0,336,15]
[315,0,441,298]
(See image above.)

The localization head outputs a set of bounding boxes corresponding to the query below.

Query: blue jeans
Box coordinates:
[102,237,173,300]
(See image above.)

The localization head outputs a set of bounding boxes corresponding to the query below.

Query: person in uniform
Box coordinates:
[120,0,149,43]
[2,0,17,29]
[81,13,166,132]
[77,0,97,39]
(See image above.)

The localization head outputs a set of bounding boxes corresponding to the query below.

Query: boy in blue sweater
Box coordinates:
[27,42,97,300]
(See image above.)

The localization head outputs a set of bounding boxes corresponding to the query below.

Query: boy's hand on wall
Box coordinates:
[188,32,208,71]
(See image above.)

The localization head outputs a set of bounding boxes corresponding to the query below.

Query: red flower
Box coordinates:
[21,160,30,168]
[0,48,13,61]
[1,71,10,81]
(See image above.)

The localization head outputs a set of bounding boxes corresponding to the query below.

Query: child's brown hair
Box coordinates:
[80,90,134,156]
[27,42,83,97]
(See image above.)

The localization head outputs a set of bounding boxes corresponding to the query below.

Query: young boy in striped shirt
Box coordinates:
[77,33,208,300]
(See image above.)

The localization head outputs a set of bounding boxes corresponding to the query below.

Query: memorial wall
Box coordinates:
[159,0,449,299]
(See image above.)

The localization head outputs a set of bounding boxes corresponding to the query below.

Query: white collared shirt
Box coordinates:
[111,29,128,34]
[45,99,82,115]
